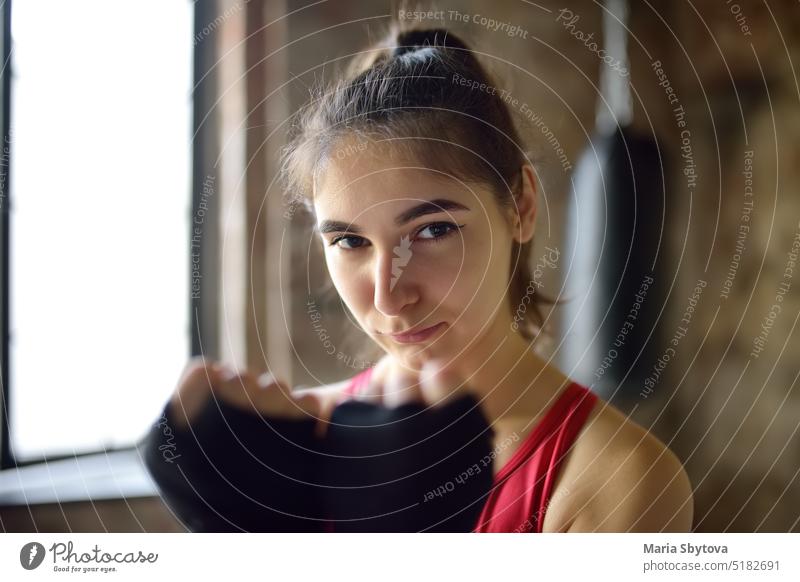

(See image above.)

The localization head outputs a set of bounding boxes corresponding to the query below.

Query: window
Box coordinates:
[7,1,194,462]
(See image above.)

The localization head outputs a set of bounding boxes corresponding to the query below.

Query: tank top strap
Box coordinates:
[474,382,598,533]
[526,382,597,532]
[494,382,597,484]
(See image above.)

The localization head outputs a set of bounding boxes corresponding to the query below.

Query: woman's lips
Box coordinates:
[388,322,446,344]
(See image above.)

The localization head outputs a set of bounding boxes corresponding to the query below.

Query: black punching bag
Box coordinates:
[560,0,667,401]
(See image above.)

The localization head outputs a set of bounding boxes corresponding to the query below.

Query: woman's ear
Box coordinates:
[510,164,537,244]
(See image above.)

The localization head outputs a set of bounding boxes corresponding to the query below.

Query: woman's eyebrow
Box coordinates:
[317,198,470,235]
[395,198,470,226]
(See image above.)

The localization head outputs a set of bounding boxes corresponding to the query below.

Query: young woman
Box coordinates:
[153,26,693,533]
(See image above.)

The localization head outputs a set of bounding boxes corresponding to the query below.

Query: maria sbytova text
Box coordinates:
[645,543,728,556]
[191,175,215,299]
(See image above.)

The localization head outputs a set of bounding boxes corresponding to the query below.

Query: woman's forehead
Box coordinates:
[314,149,476,209]
[313,168,480,225]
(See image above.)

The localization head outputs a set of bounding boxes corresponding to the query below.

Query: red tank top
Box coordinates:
[338,366,598,533]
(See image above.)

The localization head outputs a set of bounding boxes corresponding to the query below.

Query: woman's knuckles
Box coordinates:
[294,393,322,418]
[170,359,219,428]
[168,358,318,427]
[214,370,254,407]
[211,368,316,419]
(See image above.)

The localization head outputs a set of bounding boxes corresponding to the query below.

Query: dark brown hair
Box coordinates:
[281,25,550,344]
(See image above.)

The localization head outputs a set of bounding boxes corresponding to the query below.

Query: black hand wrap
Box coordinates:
[138,398,324,532]
[321,394,495,532]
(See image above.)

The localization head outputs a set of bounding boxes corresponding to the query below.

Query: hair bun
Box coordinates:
[393,28,471,57]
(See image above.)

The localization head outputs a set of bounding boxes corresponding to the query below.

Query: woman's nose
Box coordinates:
[373,242,417,317]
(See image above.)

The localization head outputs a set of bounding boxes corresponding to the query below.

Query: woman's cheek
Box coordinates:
[461,241,511,316]
[327,256,368,312]
[325,255,345,293]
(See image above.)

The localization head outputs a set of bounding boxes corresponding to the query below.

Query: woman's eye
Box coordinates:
[416,222,463,241]
[330,235,367,250]
[328,222,463,251]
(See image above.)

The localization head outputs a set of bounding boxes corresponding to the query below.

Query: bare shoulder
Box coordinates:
[544,396,694,533]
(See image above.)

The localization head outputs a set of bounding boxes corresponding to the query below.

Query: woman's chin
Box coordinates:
[377,328,458,369]
[394,346,451,371]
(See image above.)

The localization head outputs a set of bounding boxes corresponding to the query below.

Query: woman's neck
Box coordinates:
[454,317,569,422]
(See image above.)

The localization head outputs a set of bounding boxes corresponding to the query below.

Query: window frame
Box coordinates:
[0,0,219,471]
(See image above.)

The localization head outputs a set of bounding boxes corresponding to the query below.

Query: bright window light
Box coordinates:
[9,1,194,461]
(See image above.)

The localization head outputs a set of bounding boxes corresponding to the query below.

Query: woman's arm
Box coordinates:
[559,404,694,532]
[567,428,694,532]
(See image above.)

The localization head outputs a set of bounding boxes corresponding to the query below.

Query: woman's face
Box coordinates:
[313,140,518,370]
